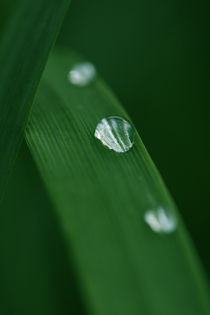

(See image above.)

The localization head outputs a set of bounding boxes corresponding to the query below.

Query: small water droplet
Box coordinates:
[94,116,134,153]
[144,207,177,234]
[68,62,96,86]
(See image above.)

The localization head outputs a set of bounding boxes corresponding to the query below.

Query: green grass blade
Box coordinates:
[0,0,71,196]
[25,48,210,315]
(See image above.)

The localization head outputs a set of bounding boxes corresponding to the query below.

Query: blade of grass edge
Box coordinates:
[0,0,71,198]
[26,48,210,315]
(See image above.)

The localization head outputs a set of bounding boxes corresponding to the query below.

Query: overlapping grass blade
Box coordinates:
[0,0,71,197]
[26,48,210,315]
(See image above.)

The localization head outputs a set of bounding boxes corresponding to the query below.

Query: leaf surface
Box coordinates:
[0,0,71,196]
[26,48,210,315]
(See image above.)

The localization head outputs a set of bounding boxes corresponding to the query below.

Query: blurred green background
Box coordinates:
[0,0,209,313]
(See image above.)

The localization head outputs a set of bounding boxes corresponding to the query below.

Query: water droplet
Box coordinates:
[68,62,96,86]
[94,116,134,153]
[144,207,177,234]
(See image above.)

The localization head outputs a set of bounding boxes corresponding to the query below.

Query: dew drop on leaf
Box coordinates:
[68,62,96,86]
[94,116,134,153]
[144,207,177,234]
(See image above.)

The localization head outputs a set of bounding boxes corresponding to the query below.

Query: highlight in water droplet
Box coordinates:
[144,207,177,234]
[68,62,96,86]
[94,116,134,153]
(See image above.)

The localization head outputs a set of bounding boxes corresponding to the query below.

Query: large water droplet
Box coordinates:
[68,62,96,86]
[94,116,134,153]
[144,207,177,234]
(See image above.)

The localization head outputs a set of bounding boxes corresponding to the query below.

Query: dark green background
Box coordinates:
[0,0,209,313]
